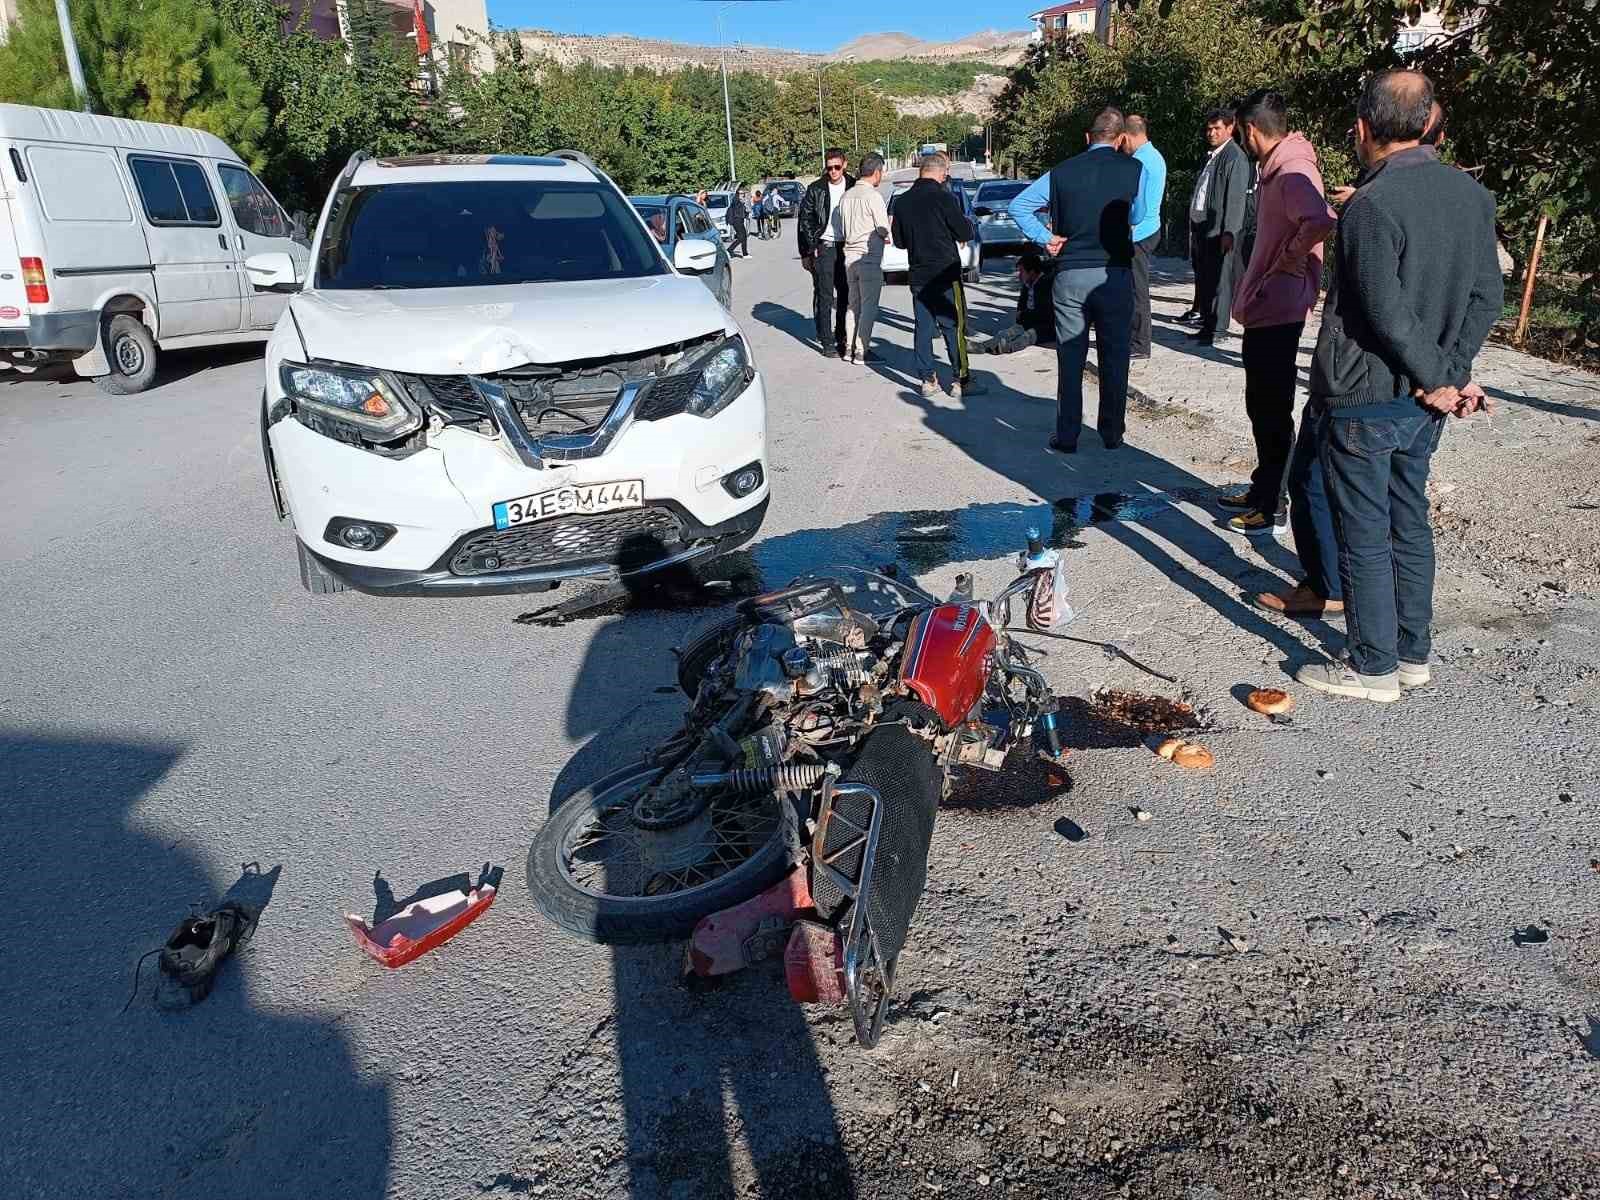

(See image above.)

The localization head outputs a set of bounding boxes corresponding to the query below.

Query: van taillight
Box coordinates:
[20,258,47,304]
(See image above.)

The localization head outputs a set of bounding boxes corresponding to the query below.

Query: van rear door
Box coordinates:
[0,146,33,335]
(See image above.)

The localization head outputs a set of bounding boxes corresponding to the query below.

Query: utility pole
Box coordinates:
[717,7,737,183]
[817,65,825,170]
[54,0,90,112]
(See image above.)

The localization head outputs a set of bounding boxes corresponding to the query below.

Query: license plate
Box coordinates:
[492,479,644,530]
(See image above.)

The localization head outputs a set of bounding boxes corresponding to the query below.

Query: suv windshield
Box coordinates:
[317,179,669,290]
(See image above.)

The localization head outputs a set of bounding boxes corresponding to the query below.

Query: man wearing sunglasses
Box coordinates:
[798,149,856,358]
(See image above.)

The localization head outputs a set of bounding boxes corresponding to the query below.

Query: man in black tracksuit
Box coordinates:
[797,149,855,357]
[1295,70,1502,704]
[891,153,980,397]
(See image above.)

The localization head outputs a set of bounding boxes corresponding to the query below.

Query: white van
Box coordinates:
[0,103,310,393]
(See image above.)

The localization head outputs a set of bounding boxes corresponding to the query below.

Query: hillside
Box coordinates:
[514,26,1026,117]
[830,29,1034,66]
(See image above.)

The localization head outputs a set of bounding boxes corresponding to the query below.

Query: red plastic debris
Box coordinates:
[345,884,496,968]
[784,920,845,1005]
[688,867,814,977]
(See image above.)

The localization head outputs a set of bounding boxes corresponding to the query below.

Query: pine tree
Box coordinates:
[0,0,269,169]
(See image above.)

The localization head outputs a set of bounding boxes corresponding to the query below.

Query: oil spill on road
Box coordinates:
[944,754,1073,815]
[514,489,1216,626]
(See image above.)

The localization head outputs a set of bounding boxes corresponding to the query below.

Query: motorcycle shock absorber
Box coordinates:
[1033,700,1065,762]
[689,763,830,795]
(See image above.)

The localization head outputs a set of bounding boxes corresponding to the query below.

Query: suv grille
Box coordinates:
[400,335,720,441]
[448,506,685,576]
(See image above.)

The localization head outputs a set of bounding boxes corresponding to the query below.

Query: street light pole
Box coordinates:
[717,8,736,183]
[53,0,90,112]
[816,65,825,171]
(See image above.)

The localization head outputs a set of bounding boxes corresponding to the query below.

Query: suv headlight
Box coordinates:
[279,361,422,440]
[684,335,753,419]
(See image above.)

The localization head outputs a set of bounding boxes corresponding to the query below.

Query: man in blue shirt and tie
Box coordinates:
[1009,108,1146,453]
[1121,114,1167,366]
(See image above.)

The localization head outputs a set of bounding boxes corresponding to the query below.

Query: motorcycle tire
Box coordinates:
[675,615,746,698]
[526,760,797,945]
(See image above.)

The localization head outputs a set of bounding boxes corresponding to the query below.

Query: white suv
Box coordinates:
[260,151,768,596]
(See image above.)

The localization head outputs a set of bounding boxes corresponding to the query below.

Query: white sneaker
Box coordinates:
[1398,661,1431,687]
[1297,660,1401,703]
[920,377,938,398]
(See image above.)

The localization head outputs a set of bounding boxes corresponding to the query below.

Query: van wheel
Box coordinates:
[95,314,159,395]
[297,540,351,595]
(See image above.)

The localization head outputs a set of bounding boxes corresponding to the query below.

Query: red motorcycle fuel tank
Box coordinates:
[898,603,996,726]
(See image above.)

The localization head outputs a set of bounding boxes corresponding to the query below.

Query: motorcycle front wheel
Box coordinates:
[527,761,797,945]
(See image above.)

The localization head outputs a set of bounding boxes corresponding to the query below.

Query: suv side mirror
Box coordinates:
[245,251,301,293]
[673,239,719,274]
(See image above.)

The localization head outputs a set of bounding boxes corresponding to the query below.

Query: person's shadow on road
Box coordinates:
[2,733,390,1199]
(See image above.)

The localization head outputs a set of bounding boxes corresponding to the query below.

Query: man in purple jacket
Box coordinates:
[1220,90,1341,617]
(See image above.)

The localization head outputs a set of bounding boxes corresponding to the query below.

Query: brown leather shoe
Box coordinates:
[1255,583,1344,617]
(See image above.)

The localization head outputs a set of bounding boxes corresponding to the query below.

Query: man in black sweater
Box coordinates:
[1188,107,1252,344]
[892,153,981,397]
[1296,70,1503,704]
[1008,108,1145,451]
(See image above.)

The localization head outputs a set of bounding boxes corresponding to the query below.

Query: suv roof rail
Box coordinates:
[336,150,370,188]
[548,149,601,173]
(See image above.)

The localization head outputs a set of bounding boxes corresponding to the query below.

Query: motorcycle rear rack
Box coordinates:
[812,779,896,1049]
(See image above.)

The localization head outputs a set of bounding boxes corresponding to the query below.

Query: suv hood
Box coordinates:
[288,275,732,375]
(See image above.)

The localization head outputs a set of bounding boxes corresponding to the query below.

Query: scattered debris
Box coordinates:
[1092,689,1199,735]
[1172,743,1215,770]
[1316,769,1335,783]
[1134,807,1154,823]
[1219,927,1250,953]
[1054,816,1087,843]
[1511,924,1550,948]
[1156,736,1185,760]
[1048,1109,1066,1126]
[1245,688,1294,716]
[347,867,500,968]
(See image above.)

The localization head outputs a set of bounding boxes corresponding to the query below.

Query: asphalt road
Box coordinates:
[2,230,1596,1200]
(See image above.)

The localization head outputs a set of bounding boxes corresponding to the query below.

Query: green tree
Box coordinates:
[0,0,269,168]
[1274,0,1599,279]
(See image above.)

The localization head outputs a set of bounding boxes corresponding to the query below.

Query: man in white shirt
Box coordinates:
[797,149,856,357]
[839,153,891,364]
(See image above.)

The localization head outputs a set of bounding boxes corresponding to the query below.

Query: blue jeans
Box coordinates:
[1286,402,1341,602]
[1053,266,1132,446]
[1319,405,1447,675]
[912,276,971,382]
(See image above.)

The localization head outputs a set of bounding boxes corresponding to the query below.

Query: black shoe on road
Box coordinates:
[820,344,839,359]
[155,902,257,1009]
[1048,437,1077,454]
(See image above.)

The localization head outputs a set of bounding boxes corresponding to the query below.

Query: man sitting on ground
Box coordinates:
[977,252,1057,354]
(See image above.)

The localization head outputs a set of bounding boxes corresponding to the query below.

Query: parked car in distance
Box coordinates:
[972,179,1035,260]
[630,194,733,309]
[761,179,802,218]
[0,103,309,393]
[263,151,769,597]
[702,191,734,242]
[881,184,981,284]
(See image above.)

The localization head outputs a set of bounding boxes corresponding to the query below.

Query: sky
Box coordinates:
[484,2,1023,55]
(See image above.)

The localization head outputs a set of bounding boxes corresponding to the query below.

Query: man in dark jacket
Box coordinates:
[892,152,981,397]
[1296,70,1503,704]
[728,186,750,257]
[797,149,855,357]
[977,251,1056,354]
[1008,108,1145,451]
[1188,107,1252,344]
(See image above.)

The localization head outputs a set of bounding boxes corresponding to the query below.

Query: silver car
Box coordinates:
[972,179,1036,261]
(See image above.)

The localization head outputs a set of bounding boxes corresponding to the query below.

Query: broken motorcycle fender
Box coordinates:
[345,884,497,968]
[687,866,815,977]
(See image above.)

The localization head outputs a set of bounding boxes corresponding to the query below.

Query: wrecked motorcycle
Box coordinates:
[526,533,1072,1048]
